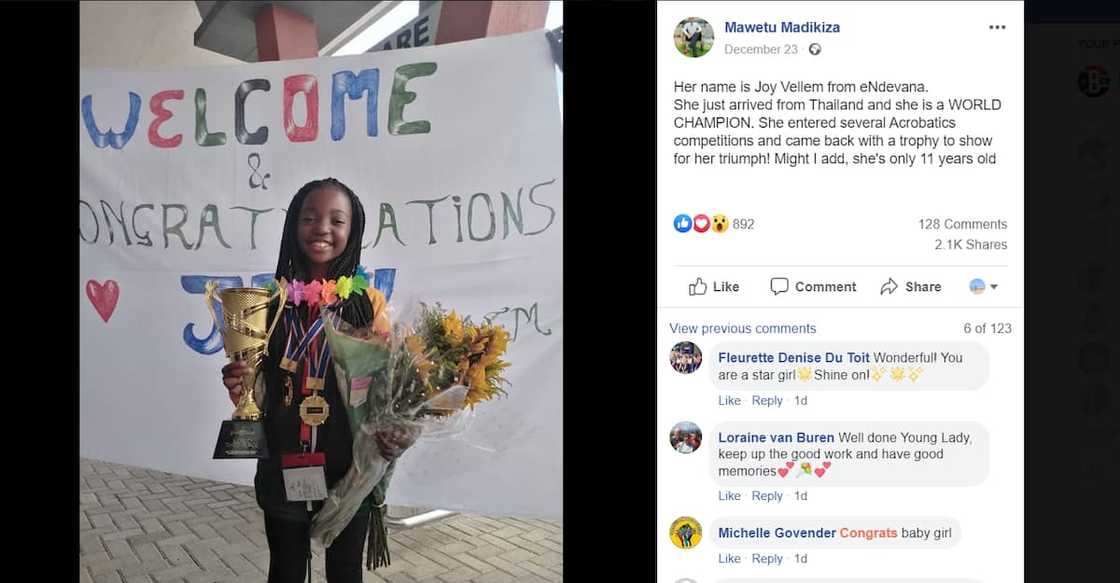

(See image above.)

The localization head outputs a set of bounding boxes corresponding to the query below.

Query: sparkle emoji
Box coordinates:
[712,214,729,233]
[890,367,905,381]
[908,367,924,382]
[797,366,813,381]
[871,366,885,382]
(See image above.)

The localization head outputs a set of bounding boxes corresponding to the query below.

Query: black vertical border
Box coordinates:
[6,0,80,573]
[562,0,657,579]
[1025,1,1120,580]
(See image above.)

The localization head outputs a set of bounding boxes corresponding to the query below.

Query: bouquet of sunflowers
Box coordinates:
[309,300,511,568]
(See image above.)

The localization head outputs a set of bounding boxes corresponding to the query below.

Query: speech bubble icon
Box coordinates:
[771,277,789,295]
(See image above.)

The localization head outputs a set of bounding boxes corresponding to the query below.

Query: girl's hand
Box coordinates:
[221,361,252,406]
[375,426,419,461]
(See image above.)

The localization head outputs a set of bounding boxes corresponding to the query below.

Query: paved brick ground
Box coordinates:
[80,458,562,583]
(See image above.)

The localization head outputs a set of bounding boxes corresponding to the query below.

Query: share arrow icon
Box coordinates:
[881,278,898,295]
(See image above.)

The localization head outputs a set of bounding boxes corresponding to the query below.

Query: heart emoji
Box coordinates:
[778,468,789,477]
[814,468,826,477]
[823,461,832,469]
[86,280,120,322]
[693,214,710,233]
[785,461,795,468]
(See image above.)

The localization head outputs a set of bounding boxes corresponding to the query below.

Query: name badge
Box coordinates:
[281,452,327,502]
[349,376,372,407]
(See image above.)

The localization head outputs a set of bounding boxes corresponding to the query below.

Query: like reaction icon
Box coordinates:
[688,277,708,296]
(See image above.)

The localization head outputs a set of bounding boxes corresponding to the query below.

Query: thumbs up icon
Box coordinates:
[688,277,708,296]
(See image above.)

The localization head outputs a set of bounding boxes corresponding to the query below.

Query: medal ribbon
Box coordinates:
[279,307,305,372]
[305,310,341,390]
[299,305,326,446]
[291,318,324,366]
[305,333,332,390]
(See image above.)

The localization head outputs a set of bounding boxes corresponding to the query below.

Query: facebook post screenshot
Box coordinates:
[20,0,1120,581]
[657,2,1023,581]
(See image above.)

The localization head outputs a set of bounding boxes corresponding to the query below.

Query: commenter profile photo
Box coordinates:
[670,421,702,454]
[670,516,703,549]
[675,17,714,58]
[671,341,702,374]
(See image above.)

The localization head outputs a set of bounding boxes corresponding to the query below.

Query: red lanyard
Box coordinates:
[298,307,320,448]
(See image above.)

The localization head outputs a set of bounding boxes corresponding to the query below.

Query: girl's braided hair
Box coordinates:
[274,178,373,327]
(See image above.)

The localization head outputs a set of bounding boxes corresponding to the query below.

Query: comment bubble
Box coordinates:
[711,516,961,548]
[712,421,988,486]
[711,342,988,390]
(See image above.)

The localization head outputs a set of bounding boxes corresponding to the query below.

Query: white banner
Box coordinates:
[79,31,563,519]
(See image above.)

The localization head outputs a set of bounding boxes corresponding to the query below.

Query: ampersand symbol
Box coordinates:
[248,153,270,190]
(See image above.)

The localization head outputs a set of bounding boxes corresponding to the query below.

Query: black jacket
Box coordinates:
[254,304,356,523]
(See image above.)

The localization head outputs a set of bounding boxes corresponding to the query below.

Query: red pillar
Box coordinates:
[435,1,549,46]
[255,5,319,62]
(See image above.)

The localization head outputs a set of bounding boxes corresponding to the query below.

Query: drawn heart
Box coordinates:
[815,468,826,477]
[778,468,789,477]
[785,461,795,468]
[823,461,832,469]
[86,280,120,322]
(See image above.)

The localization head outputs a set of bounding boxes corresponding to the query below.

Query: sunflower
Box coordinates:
[468,325,491,355]
[465,365,493,407]
[367,288,391,337]
[442,310,464,345]
[455,357,471,383]
[479,327,509,366]
[405,334,425,357]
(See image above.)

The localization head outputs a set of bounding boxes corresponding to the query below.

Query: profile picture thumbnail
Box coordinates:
[670,341,702,374]
[670,421,702,454]
[670,516,702,549]
[674,17,714,58]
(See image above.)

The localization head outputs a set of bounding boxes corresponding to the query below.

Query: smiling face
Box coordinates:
[297,186,352,277]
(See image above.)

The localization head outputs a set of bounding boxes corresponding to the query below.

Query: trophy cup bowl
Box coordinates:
[205,281,287,459]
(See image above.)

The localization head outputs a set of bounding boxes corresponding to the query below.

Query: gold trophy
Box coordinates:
[205,280,287,459]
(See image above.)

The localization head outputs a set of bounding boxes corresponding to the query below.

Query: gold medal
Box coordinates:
[299,394,330,426]
[280,357,299,373]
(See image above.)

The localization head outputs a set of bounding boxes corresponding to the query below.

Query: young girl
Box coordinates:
[220,178,408,583]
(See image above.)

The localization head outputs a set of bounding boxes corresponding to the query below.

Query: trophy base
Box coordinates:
[213,420,270,459]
